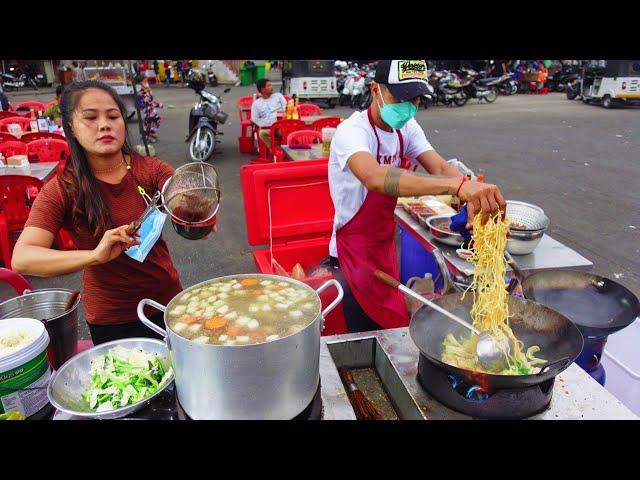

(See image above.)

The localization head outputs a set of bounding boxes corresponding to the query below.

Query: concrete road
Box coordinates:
[2,85,638,340]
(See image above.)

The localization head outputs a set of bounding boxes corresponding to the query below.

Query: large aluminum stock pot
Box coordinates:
[137,274,343,419]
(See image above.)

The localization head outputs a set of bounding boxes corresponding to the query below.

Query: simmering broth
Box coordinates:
[166,277,320,346]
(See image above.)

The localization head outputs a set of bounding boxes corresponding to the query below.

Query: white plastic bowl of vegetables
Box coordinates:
[47,338,174,420]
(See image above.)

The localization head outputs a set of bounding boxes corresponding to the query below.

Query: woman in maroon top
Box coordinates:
[12,81,186,345]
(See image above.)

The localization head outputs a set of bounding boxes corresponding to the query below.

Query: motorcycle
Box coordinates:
[454,69,499,106]
[566,75,583,100]
[496,73,517,95]
[185,73,231,162]
[339,65,358,106]
[0,71,37,91]
[551,64,580,93]
[419,81,436,109]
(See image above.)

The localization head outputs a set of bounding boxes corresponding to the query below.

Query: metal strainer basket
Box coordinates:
[161,162,221,224]
[506,201,550,232]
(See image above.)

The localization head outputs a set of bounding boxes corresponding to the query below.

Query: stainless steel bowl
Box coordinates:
[47,338,174,420]
[506,200,549,255]
[507,228,545,255]
[426,214,464,247]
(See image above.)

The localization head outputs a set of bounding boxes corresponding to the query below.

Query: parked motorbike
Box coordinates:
[566,75,582,100]
[454,69,499,106]
[418,81,436,109]
[207,68,218,87]
[0,71,37,91]
[185,74,231,162]
[496,73,517,95]
[551,64,580,93]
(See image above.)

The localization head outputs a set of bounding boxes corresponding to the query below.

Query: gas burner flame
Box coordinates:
[447,375,490,402]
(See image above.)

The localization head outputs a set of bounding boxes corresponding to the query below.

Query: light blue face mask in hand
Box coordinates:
[376,86,418,129]
[125,188,167,263]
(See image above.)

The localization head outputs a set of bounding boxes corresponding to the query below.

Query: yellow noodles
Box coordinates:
[441,212,546,375]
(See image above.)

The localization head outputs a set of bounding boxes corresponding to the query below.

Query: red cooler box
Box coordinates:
[240,159,348,335]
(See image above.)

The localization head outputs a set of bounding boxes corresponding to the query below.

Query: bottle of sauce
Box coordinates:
[29,109,38,132]
[37,110,49,132]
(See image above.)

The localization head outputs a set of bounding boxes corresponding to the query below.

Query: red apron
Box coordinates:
[335,109,409,329]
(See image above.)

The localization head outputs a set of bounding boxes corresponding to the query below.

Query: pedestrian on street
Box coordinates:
[153,59,159,84]
[138,78,163,143]
[72,61,86,83]
[176,60,184,87]
[164,60,172,87]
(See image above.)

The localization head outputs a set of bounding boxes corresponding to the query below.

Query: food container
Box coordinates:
[137,274,343,420]
[505,201,549,255]
[0,289,80,370]
[0,318,51,418]
[426,214,464,247]
[47,338,174,420]
[321,127,336,156]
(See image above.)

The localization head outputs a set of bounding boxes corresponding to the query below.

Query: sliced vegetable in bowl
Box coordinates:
[81,346,173,412]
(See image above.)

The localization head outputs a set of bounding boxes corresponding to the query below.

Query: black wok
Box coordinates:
[520,270,640,338]
[410,293,584,390]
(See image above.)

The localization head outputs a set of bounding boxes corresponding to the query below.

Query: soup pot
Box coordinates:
[137,274,343,419]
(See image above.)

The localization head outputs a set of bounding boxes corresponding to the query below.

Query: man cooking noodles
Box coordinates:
[323,60,506,333]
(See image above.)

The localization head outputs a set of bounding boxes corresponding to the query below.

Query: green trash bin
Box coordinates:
[255,64,266,81]
[240,67,251,86]
[247,65,257,84]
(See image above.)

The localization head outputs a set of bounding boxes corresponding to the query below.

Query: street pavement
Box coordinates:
[2,84,639,340]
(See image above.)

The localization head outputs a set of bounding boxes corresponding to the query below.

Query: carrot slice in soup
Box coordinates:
[182,316,200,325]
[227,325,244,337]
[204,317,227,330]
[240,278,259,287]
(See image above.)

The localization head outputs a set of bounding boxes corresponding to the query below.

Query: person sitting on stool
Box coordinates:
[251,78,287,149]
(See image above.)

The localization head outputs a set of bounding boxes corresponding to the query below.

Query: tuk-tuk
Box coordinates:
[580,60,640,108]
[281,60,338,108]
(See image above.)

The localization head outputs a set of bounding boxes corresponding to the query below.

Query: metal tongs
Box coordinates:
[126,191,161,236]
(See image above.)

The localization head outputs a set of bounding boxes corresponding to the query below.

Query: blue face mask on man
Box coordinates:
[376,86,418,130]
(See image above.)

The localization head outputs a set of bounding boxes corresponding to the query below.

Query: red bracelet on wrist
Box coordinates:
[455,177,467,197]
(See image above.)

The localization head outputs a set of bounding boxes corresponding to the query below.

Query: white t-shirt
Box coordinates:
[251,93,287,128]
[328,111,434,258]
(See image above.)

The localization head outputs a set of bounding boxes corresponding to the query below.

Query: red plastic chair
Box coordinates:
[310,116,342,132]
[0,175,75,268]
[0,175,44,268]
[0,116,32,135]
[0,112,20,120]
[286,129,322,146]
[20,131,65,143]
[16,101,46,113]
[236,96,254,138]
[0,132,20,143]
[8,103,15,112]
[296,103,323,117]
[269,119,307,162]
[27,138,70,163]
[0,141,28,158]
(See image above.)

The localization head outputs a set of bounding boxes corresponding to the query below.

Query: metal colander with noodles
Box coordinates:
[441,212,547,375]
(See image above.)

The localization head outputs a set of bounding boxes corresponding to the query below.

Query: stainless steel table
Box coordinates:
[53,327,636,420]
[395,207,593,278]
[0,162,59,182]
[319,328,638,420]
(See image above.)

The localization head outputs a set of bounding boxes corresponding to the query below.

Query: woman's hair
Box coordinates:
[58,80,139,239]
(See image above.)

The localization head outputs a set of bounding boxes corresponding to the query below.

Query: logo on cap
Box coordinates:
[397,60,427,81]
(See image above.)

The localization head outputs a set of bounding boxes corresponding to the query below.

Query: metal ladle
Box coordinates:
[373,270,510,372]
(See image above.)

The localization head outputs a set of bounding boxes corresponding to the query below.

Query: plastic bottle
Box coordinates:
[29,109,38,132]
[37,110,49,132]
[292,98,300,120]
[477,172,485,183]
